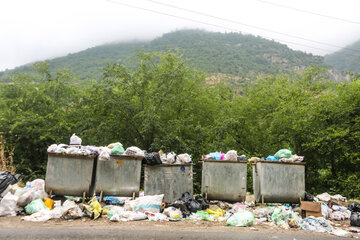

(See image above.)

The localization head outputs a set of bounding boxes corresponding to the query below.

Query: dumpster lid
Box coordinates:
[144,163,193,167]
[110,154,144,159]
[47,152,97,159]
[202,159,248,163]
[252,160,306,165]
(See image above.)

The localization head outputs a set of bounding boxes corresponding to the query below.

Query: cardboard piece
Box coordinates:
[300,201,322,218]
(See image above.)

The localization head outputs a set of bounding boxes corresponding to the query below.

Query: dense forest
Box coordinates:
[0,30,327,82]
[325,39,360,74]
[0,50,359,198]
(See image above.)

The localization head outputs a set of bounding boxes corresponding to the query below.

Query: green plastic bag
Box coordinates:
[25,199,48,215]
[110,144,124,155]
[226,211,254,227]
[274,149,292,159]
[196,210,214,221]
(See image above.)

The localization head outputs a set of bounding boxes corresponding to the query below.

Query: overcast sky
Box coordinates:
[1,0,360,71]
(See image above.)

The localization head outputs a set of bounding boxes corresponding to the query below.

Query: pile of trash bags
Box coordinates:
[247,148,304,163]
[203,150,246,161]
[47,134,191,165]
[47,134,146,161]
[0,173,359,238]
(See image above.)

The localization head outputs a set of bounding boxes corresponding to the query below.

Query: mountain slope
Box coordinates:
[325,39,360,74]
[0,29,327,80]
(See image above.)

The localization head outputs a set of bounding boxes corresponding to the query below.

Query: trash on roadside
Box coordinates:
[0,192,19,216]
[316,192,347,203]
[271,206,301,228]
[331,228,352,237]
[43,197,54,210]
[226,211,255,227]
[195,210,215,221]
[350,212,360,227]
[146,212,168,221]
[25,198,48,215]
[300,201,322,218]
[178,192,202,213]
[83,197,102,220]
[125,194,164,213]
[22,209,52,222]
[0,171,21,197]
[163,207,182,219]
[300,216,333,232]
[348,202,360,212]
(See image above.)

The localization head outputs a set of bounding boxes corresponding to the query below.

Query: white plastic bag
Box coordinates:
[70,133,82,145]
[125,146,145,157]
[47,144,58,152]
[22,209,52,222]
[224,150,237,161]
[0,192,19,216]
[166,152,177,164]
[99,150,110,161]
[126,194,164,213]
[147,212,168,221]
[178,154,192,164]
[163,207,182,218]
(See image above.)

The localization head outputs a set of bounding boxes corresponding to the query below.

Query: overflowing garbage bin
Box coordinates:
[252,161,305,203]
[201,160,247,202]
[144,164,193,203]
[94,154,143,198]
[45,153,97,197]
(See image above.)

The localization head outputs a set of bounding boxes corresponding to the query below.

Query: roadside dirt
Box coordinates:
[0,215,358,238]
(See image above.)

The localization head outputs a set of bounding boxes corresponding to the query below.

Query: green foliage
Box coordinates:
[0,50,359,199]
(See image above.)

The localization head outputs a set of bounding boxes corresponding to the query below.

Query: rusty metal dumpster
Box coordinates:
[202,160,247,202]
[252,161,305,203]
[94,155,143,197]
[45,153,97,196]
[144,164,193,203]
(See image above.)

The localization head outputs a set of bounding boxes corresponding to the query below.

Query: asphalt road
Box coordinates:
[0,228,351,240]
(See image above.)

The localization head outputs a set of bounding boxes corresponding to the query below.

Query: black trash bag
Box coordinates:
[167,200,191,217]
[0,171,21,195]
[350,212,360,227]
[187,198,202,213]
[348,202,360,212]
[179,192,202,213]
[142,152,162,165]
[179,192,193,203]
[304,191,315,202]
[195,195,209,210]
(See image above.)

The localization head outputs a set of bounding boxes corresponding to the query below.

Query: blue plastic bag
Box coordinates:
[266,155,278,161]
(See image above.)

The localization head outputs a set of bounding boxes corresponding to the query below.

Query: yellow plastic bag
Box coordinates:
[84,197,102,220]
[43,198,54,210]
[206,208,226,218]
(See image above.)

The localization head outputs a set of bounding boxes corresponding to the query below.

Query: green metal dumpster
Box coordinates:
[45,153,97,196]
[93,155,143,197]
[252,160,305,203]
[144,164,193,203]
[202,160,247,202]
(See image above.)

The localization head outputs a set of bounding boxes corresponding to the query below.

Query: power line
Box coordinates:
[256,0,360,25]
[146,0,360,53]
[103,0,358,57]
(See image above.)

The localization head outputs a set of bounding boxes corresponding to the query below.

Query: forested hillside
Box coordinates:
[0,51,359,198]
[325,39,360,73]
[0,29,327,81]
